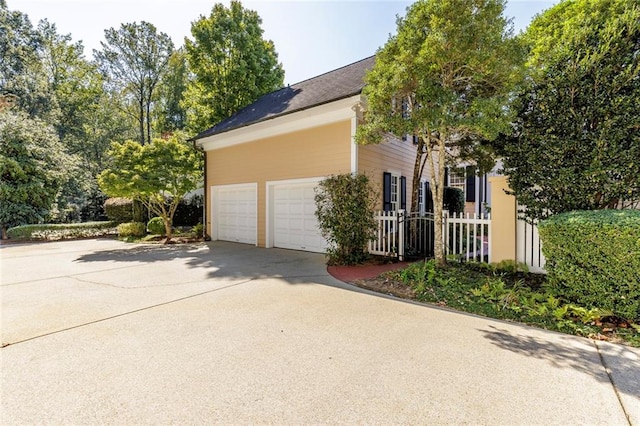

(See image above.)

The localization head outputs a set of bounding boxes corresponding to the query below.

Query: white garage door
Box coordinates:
[213,184,257,245]
[273,182,327,253]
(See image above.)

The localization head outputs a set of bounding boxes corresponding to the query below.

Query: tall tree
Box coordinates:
[0,4,50,118]
[183,1,284,133]
[356,0,524,265]
[98,134,203,242]
[95,21,174,144]
[496,0,640,221]
[0,111,67,237]
[154,48,188,135]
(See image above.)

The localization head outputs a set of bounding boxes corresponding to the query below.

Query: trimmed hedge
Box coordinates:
[117,222,146,237]
[538,210,640,322]
[6,222,117,241]
[104,198,134,223]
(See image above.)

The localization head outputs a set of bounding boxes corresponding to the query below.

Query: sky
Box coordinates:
[11,0,557,85]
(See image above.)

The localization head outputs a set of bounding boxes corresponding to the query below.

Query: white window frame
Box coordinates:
[448,167,466,198]
[389,172,400,212]
[418,178,427,215]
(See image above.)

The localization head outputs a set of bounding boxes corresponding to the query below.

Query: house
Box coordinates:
[193,56,429,253]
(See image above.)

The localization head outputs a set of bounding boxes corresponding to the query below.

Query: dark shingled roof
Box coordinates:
[193,56,375,140]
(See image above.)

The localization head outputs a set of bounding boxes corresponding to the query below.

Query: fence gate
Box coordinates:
[403,212,435,259]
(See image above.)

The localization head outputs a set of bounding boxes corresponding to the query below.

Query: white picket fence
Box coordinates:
[368,210,491,262]
[517,217,546,273]
[445,212,491,262]
[369,210,404,258]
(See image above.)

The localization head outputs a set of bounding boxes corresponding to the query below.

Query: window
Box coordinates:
[447,166,477,203]
[383,172,406,212]
[418,179,427,214]
[390,174,399,212]
[448,168,466,192]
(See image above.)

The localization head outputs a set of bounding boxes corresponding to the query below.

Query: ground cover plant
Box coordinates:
[354,260,639,347]
[5,222,117,241]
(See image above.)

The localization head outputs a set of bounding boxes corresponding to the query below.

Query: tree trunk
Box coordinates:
[139,94,145,145]
[163,217,172,244]
[428,136,447,266]
[146,100,152,145]
[410,139,426,214]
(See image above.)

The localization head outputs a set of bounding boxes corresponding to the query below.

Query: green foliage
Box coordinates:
[538,210,640,322]
[117,221,146,238]
[95,21,174,144]
[497,0,640,221]
[6,221,116,240]
[314,174,377,265]
[183,0,284,133]
[389,261,638,346]
[443,187,465,214]
[98,134,203,242]
[154,49,188,134]
[173,194,203,226]
[191,223,204,238]
[0,111,67,237]
[355,0,525,264]
[147,217,166,235]
[103,197,133,223]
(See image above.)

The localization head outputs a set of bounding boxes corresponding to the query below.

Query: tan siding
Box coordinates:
[358,138,427,210]
[205,120,352,246]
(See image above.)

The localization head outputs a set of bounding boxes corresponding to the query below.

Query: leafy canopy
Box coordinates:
[356,0,524,264]
[95,21,174,145]
[497,0,640,221]
[0,111,67,236]
[183,0,284,133]
[98,134,203,241]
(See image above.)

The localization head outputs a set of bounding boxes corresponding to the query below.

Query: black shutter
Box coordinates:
[425,181,434,213]
[400,176,407,210]
[466,166,476,202]
[444,167,449,187]
[383,172,392,211]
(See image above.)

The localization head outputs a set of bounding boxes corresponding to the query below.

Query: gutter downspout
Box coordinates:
[192,138,210,241]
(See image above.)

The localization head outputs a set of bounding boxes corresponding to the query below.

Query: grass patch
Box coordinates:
[385,260,640,347]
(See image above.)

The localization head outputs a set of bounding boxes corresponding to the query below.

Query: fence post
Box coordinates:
[398,209,405,261]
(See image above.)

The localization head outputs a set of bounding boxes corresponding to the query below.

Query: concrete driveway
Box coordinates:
[1,239,638,424]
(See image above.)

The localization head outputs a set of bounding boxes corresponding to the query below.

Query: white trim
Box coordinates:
[266,177,325,250]
[419,178,428,214]
[350,115,358,173]
[210,183,258,246]
[197,95,361,152]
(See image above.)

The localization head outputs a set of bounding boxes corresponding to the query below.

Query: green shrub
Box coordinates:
[147,217,166,235]
[173,195,204,226]
[538,210,640,322]
[191,223,204,237]
[315,173,378,265]
[444,187,465,214]
[6,222,117,240]
[117,222,146,237]
[104,198,134,223]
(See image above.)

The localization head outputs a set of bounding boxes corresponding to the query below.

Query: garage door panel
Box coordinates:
[272,182,327,253]
[214,185,257,245]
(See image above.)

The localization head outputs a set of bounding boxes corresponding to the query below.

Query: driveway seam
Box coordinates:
[1,262,165,287]
[594,341,632,425]
[1,278,256,349]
